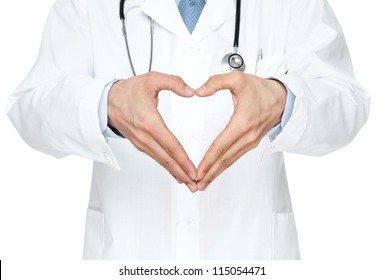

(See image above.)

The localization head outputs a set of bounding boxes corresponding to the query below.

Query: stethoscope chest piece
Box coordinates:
[221,0,246,73]
[221,52,246,73]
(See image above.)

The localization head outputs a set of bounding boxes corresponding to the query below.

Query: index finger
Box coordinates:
[196,72,247,97]
[196,113,243,180]
[148,114,197,181]
[145,72,195,98]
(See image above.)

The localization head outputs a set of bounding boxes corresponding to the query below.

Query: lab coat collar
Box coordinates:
[141,0,235,43]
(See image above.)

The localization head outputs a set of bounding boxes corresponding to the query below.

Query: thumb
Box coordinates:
[149,72,195,98]
[196,73,239,97]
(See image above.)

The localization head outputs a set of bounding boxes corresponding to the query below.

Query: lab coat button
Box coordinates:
[187,46,200,55]
[103,152,113,165]
[188,131,196,140]
[184,217,195,229]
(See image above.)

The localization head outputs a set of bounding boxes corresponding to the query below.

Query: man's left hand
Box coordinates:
[195,72,287,191]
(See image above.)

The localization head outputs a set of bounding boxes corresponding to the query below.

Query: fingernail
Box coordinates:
[187,184,197,193]
[185,86,195,96]
[196,85,207,95]
[198,182,208,191]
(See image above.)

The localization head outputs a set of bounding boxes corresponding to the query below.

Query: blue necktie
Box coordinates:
[179,0,206,33]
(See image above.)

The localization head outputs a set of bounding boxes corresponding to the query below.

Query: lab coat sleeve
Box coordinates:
[6,0,119,169]
[267,0,370,156]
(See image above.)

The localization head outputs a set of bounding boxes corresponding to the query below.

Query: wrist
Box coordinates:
[265,78,287,117]
[107,79,125,133]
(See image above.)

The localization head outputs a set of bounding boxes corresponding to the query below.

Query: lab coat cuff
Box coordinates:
[79,76,121,169]
[98,80,123,138]
[266,86,296,139]
[264,74,309,154]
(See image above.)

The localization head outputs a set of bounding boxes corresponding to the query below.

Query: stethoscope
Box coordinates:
[119,0,246,75]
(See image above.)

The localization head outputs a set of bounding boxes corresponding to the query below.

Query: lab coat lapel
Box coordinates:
[141,0,235,42]
[191,0,235,43]
[141,0,190,38]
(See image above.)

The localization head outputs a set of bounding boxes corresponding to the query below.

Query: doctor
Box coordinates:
[7,0,369,260]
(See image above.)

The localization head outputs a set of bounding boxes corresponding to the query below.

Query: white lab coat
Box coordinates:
[7,0,369,259]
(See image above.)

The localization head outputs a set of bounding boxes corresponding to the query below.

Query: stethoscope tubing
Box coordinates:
[234,0,241,49]
[120,0,154,75]
[119,0,244,74]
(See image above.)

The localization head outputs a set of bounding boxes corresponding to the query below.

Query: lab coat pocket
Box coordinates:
[83,208,105,260]
[272,212,300,260]
[255,55,287,78]
[243,52,286,78]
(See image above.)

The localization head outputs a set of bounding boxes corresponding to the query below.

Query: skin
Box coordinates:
[108,72,198,192]
[108,71,287,192]
[195,72,287,191]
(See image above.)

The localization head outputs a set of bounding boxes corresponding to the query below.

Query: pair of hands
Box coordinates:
[108,71,287,192]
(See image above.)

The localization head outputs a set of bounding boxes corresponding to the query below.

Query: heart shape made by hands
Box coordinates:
[170,72,287,192]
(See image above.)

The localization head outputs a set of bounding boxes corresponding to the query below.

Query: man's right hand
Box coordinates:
[107,72,197,192]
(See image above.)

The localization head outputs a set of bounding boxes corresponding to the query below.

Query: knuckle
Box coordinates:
[161,158,174,169]
[145,71,158,82]
[135,118,152,132]
[207,75,217,83]
[178,175,189,184]
[211,142,227,158]
[217,146,226,157]
[145,72,154,80]
[133,141,145,153]
[205,75,220,89]
[238,119,253,134]
[219,156,232,168]
[137,115,163,132]
[173,75,182,82]
[231,71,245,82]
[166,142,182,157]
[147,71,157,78]
[248,129,260,143]
[173,75,185,89]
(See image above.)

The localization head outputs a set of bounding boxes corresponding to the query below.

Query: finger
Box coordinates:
[146,139,198,193]
[148,117,197,181]
[136,110,197,182]
[196,72,246,97]
[197,129,263,191]
[196,113,244,181]
[147,71,195,98]
[124,126,198,193]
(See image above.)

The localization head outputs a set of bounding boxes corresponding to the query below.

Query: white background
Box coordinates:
[0,0,382,279]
